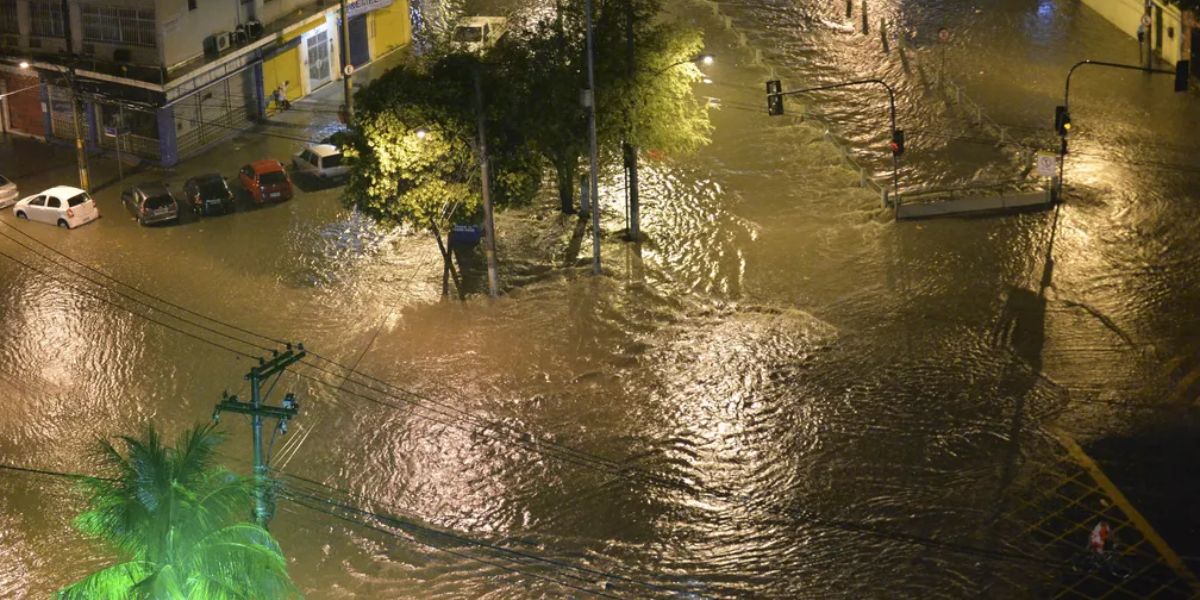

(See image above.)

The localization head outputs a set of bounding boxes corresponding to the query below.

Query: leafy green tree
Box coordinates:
[497,0,712,213]
[344,54,540,295]
[57,424,298,600]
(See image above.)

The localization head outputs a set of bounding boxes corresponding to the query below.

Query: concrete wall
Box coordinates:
[157,0,240,69]
[1079,0,1185,65]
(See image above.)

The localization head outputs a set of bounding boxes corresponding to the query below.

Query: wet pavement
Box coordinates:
[2,0,1200,597]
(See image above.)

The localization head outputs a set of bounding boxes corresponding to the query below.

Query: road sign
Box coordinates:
[343,64,355,77]
[1036,153,1058,177]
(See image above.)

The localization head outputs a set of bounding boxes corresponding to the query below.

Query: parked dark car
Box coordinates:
[183,173,235,216]
[121,182,179,226]
[238,160,293,203]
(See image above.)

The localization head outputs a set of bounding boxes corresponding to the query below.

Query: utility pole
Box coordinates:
[212,344,306,527]
[339,0,354,122]
[584,0,602,275]
[60,0,90,192]
[473,68,500,297]
[623,0,641,243]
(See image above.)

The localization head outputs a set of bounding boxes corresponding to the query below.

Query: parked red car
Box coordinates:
[238,160,293,203]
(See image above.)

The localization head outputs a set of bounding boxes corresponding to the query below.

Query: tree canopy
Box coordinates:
[57,423,298,600]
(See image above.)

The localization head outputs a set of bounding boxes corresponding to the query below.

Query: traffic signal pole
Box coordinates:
[1056,59,1188,200]
[766,78,901,216]
[213,344,306,527]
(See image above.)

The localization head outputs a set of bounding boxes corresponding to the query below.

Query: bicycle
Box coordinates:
[1070,547,1132,580]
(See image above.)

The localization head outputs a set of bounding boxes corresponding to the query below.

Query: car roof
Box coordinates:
[248,159,285,172]
[42,185,87,198]
[189,173,224,184]
[308,144,341,157]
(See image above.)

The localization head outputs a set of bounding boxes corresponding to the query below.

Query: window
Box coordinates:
[67,194,90,207]
[323,153,342,168]
[31,196,47,207]
[188,0,197,10]
[48,197,61,209]
[29,1,66,38]
[0,1,18,34]
[81,5,157,47]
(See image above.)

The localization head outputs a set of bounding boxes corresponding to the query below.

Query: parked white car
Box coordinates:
[292,144,348,180]
[13,185,100,229]
[0,174,17,209]
[451,16,507,53]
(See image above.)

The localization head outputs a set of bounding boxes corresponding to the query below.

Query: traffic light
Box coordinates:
[766,80,784,116]
[890,129,905,156]
[1176,60,1190,92]
[1054,105,1071,136]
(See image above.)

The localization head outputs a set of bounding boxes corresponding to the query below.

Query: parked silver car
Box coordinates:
[0,174,18,209]
[122,183,180,226]
[292,144,348,181]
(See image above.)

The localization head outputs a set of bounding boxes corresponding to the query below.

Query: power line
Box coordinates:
[282,490,626,598]
[281,482,671,595]
[0,461,625,597]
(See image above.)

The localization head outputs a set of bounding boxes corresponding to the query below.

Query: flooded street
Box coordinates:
[3,0,1200,597]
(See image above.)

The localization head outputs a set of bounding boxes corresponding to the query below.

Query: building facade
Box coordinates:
[0,0,411,165]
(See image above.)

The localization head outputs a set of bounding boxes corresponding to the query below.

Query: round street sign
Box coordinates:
[343,64,355,77]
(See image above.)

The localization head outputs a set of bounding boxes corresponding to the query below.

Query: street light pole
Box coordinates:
[584,0,602,275]
[473,68,500,297]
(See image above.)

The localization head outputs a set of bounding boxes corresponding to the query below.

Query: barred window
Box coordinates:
[81,5,157,47]
[0,0,19,34]
[29,0,66,38]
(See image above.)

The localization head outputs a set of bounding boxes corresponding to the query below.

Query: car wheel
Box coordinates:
[15,211,27,220]
[57,219,70,229]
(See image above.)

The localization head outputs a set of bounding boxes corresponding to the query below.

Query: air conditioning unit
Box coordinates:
[205,31,232,56]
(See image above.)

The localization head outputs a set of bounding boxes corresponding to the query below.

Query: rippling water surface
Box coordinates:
[2,0,1199,597]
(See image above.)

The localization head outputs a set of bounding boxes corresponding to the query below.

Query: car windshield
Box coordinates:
[454,26,483,42]
[323,153,343,168]
[145,195,175,210]
[66,193,90,207]
[198,180,227,198]
[259,171,288,185]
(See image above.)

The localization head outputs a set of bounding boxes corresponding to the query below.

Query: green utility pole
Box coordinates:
[213,344,306,527]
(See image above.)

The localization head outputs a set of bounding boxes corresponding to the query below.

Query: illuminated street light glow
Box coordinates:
[699,54,715,66]
[18,61,30,69]
[702,77,714,84]
[415,128,427,140]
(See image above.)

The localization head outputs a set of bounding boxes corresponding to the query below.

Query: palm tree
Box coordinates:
[57,423,300,599]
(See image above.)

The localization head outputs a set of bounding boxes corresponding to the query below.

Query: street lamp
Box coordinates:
[17,59,90,192]
[415,128,427,140]
[623,53,715,243]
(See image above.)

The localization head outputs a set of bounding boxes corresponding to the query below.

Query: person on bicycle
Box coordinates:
[1088,521,1112,555]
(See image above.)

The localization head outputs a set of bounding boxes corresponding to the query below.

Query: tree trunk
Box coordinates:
[430,223,463,299]
[555,156,576,214]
